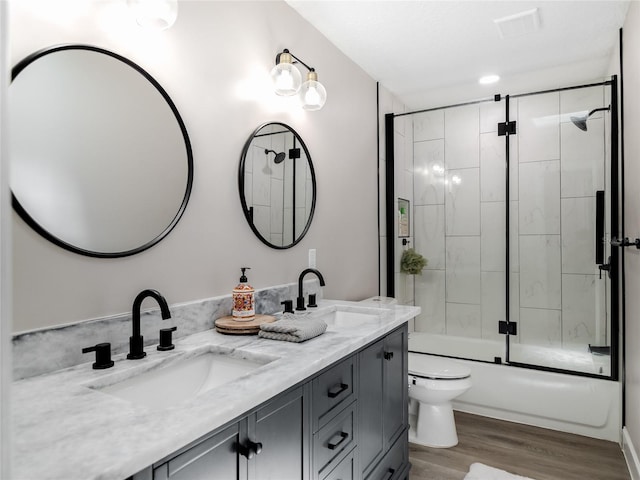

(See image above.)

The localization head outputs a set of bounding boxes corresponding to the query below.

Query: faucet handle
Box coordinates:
[296,297,306,311]
[308,294,317,308]
[281,300,294,314]
[157,326,177,351]
[82,343,115,369]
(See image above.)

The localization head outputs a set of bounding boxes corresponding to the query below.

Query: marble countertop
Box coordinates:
[12,300,419,480]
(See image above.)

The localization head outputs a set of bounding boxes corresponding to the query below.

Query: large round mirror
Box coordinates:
[9,44,193,257]
[238,122,316,249]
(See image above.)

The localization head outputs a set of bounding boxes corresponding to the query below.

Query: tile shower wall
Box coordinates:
[413,85,609,354]
[413,102,506,341]
[515,87,608,351]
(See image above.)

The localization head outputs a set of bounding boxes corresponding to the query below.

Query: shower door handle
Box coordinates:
[599,257,611,280]
[596,190,605,265]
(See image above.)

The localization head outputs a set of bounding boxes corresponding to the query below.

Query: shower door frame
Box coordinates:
[384,77,620,381]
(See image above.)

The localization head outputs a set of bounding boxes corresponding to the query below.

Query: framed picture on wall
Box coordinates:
[398,198,410,238]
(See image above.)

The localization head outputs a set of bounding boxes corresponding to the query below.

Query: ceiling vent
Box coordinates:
[494,8,541,39]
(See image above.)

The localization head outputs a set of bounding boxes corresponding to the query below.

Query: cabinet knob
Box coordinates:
[383,351,394,361]
[239,440,262,459]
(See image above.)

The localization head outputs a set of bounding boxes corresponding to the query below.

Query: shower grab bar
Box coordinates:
[595,190,605,265]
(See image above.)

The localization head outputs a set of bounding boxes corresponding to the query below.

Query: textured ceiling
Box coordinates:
[286,1,630,108]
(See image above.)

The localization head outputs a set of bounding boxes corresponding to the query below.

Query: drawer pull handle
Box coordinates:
[382,468,395,480]
[328,383,348,398]
[383,351,394,361]
[327,431,349,450]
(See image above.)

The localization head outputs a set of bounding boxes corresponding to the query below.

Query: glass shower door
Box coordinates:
[409,98,508,363]
[507,85,612,376]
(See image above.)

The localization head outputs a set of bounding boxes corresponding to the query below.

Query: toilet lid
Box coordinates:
[408,353,471,379]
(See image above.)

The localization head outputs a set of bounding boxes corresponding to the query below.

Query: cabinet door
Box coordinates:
[382,327,407,447]
[154,423,244,480]
[250,385,309,480]
[358,339,384,474]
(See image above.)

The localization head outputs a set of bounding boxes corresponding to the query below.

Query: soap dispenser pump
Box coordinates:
[232,267,255,321]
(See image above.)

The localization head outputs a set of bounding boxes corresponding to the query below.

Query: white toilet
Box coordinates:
[408,352,471,448]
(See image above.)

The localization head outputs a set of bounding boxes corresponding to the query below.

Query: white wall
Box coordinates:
[622,0,640,464]
[0,1,11,476]
[9,1,379,332]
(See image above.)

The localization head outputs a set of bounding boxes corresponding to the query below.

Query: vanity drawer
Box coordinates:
[321,447,356,480]
[312,355,355,431]
[314,401,356,478]
[365,431,408,480]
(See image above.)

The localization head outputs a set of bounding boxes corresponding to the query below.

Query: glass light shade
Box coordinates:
[128,0,179,30]
[270,54,302,96]
[299,72,327,111]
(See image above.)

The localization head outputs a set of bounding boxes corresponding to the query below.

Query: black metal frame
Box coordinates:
[238,122,316,250]
[386,78,621,381]
[275,49,316,75]
[385,114,395,296]
[10,44,194,258]
[619,26,627,426]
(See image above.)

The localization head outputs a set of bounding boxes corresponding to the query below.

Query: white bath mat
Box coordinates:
[463,462,536,480]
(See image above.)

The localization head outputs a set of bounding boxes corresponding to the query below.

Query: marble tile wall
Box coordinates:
[412,85,610,359]
[413,101,508,341]
[514,87,608,352]
[12,280,322,380]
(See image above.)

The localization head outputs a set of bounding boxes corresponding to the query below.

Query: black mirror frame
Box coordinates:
[10,44,194,258]
[238,122,316,250]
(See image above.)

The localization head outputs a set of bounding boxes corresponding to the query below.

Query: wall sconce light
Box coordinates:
[128,0,178,30]
[271,49,327,111]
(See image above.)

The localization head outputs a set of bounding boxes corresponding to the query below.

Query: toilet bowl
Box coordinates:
[408,353,471,448]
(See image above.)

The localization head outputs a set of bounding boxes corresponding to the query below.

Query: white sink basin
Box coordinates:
[320,308,382,330]
[95,350,275,410]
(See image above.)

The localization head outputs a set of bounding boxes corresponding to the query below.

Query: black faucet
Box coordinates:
[127,289,171,360]
[296,268,326,311]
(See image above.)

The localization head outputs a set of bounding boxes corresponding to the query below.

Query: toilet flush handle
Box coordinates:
[383,351,394,361]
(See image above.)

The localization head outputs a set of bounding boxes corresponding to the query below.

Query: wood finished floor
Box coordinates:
[409,412,630,480]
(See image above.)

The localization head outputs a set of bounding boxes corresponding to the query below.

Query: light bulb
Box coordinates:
[128,0,178,30]
[270,52,302,96]
[299,71,326,111]
[304,85,321,107]
[275,68,294,93]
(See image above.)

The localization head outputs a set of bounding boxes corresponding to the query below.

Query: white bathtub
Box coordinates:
[409,333,622,442]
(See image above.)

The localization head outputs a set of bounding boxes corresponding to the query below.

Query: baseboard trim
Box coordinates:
[623,427,640,480]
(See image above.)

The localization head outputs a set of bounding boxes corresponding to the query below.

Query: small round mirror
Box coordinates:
[9,44,193,257]
[238,122,316,249]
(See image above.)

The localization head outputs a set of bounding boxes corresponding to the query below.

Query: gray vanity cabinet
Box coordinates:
[153,423,245,480]
[250,385,310,480]
[139,324,409,480]
[359,327,408,479]
[151,385,309,480]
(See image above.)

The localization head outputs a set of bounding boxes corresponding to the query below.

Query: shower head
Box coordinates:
[570,106,610,132]
[265,149,286,164]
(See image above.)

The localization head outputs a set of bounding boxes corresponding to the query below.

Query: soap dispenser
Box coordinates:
[232,267,255,321]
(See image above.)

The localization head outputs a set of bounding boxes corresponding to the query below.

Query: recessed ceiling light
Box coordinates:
[479,74,500,85]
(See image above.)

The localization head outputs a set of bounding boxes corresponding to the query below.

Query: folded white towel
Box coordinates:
[464,463,535,480]
[259,316,327,343]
